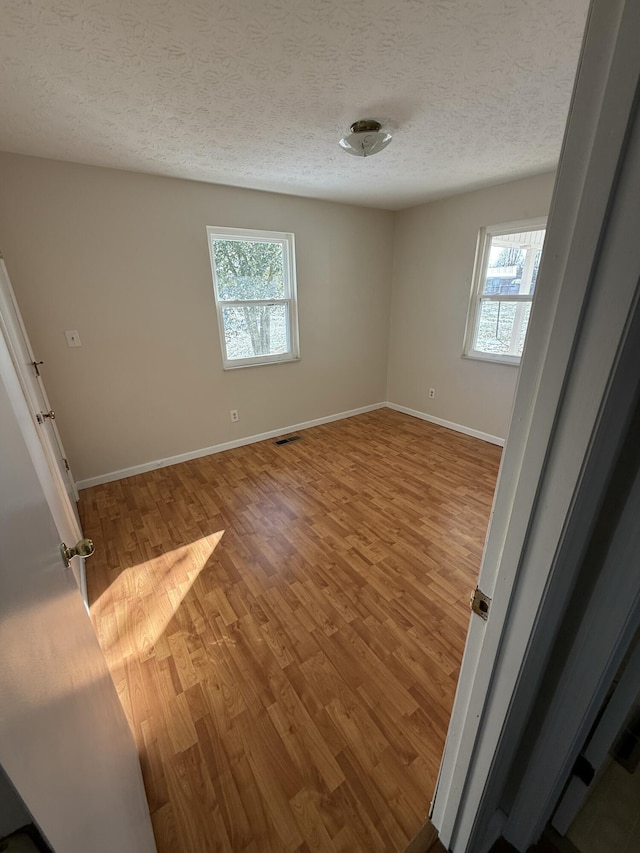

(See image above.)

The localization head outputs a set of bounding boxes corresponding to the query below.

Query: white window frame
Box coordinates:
[464,217,547,366]
[207,226,300,370]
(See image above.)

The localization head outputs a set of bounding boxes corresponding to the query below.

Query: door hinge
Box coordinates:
[572,754,595,786]
[471,587,491,621]
[571,755,596,788]
[62,457,70,471]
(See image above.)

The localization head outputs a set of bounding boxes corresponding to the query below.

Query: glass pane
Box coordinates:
[474,300,532,357]
[222,304,289,361]
[483,229,545,296]
[212,239,286,301]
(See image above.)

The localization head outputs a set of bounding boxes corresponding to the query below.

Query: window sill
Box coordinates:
[462,352,521,367]
[222,356,301,371]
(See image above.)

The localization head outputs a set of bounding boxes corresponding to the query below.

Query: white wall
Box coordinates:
[0,154,394,482]
[387,173,556,440]
[0,155,556,483]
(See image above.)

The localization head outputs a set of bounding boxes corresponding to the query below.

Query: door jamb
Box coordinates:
[0,256,85,596]
[431,1,640,849]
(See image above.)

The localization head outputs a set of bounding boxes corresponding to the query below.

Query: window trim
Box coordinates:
[207,225,300,370]
[463,217,547,366]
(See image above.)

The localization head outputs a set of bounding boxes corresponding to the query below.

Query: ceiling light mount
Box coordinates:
[339,119,392,158]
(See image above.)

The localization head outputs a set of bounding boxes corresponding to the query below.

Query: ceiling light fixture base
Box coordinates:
[339,119,393,158]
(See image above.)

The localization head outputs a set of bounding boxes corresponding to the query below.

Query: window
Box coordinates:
[207,226,299,369]
[464,218,546,365]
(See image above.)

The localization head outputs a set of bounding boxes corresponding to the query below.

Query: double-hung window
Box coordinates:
[465,218,546,365]
[207,226,299,369]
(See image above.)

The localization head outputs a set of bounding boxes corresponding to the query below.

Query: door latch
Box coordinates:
[36,410,55,424]
[471,587,491,620]
[61,538,95,568]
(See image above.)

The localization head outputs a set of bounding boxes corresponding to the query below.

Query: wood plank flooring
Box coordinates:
[80,408,501,853]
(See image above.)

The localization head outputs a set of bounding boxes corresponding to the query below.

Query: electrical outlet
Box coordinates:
[65,330,82,347]
[230,409,239,423]
[429,388,436,399]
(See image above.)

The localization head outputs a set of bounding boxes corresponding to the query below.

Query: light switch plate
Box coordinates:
[65,330,82,347]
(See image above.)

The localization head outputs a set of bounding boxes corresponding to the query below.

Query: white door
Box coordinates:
[0,256,84,585]
[0,347,157,852]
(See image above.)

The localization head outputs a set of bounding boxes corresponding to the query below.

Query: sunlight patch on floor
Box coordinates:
[90,531,224,667]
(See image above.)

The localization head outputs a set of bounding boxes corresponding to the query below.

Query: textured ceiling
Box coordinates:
[0,0,589,209]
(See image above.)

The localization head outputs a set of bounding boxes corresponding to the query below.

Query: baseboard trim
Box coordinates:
[386,402,505,447]
[76,403,386,490]
[76,401,503,490]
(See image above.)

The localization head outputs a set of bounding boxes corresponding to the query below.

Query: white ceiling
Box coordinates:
[0,0,589,210]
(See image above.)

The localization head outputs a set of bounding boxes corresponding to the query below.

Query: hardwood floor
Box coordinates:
[80,408,501,852]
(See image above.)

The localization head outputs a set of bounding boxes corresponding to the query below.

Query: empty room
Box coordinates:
[4,2,640,853]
